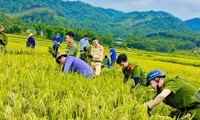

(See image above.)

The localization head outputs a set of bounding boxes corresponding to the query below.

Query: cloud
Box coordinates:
[66,0,200,20]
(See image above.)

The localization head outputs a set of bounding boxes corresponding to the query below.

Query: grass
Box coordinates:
[0,34,199,119]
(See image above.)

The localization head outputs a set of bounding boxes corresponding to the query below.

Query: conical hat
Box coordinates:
[0,25,5,32]
[28,33,34,37]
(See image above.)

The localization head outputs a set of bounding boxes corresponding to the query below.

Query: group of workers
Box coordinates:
[54,31,200,119]
[1,24,199,119]
[54,31,117,77]
[116,53,200,119]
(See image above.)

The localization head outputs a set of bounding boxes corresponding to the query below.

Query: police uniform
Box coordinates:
[65,42,78,57]
[91,44,104,75]
[160,77,200,120]
[123,62,146,86]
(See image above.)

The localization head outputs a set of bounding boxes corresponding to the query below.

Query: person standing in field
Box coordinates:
[56,52,93,79]
[65,31,77,57]
[102,54,111,69]
[26,33,35,48]
[0,25,8,54]
[116,53,146,89]
[52,33,62,52]
[79,35,89,52]
[145,70,200,120]
[109,46,116,66]
[79,35,90,60]
[90,37,104,76]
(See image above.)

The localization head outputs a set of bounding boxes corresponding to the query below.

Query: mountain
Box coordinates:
[185,18,200,32]
[113,11,191,36]
[0,0,195,36]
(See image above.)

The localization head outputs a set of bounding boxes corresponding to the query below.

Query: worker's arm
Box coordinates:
[148,89,171,109]
[60,38,62,43]
[132,65,140,85]
[123,70,129,83]
[133,77,140,85]
[110,49,113,56]
[52,36,55,42]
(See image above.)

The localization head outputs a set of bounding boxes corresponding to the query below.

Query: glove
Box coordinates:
[88,55,93,58]
[101,65,105,68]
[147,106,152,117]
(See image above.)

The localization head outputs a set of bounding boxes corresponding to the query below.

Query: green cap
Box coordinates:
[56,53,67,63]
[56,33,60,36]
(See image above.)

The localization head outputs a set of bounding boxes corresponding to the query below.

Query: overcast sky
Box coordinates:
[67,0,200,20]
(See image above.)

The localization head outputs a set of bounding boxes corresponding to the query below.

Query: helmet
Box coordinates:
[146,70,165,86]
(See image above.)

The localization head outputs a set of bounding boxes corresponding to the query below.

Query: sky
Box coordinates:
[67,0,200,20]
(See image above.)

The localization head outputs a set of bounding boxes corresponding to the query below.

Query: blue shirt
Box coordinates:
[62,56,93,76]
[110,48,116,60]
[28,37,35,46]
[106,58,111,68]
[52,36,62,43]
[79,38,89,51]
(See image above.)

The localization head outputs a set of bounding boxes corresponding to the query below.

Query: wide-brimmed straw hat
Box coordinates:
[0,25,5,32]
[28,33,34,37]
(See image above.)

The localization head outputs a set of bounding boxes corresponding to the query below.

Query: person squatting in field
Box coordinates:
[0,25,8,54]
[56,52,93,79]
[101,54,111,69]
[116,53,146,89]
[145,70,200,120]
[26,33,35,48]
[52,33,62,52]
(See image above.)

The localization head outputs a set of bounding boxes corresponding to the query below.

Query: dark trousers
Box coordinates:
[111,60,116,66]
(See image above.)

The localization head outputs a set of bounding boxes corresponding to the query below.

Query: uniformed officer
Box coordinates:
[90,37,104,76]
[145,70,200,120]
[0,25,8,54]
[116,53,146,88]
[65,31,78,57]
